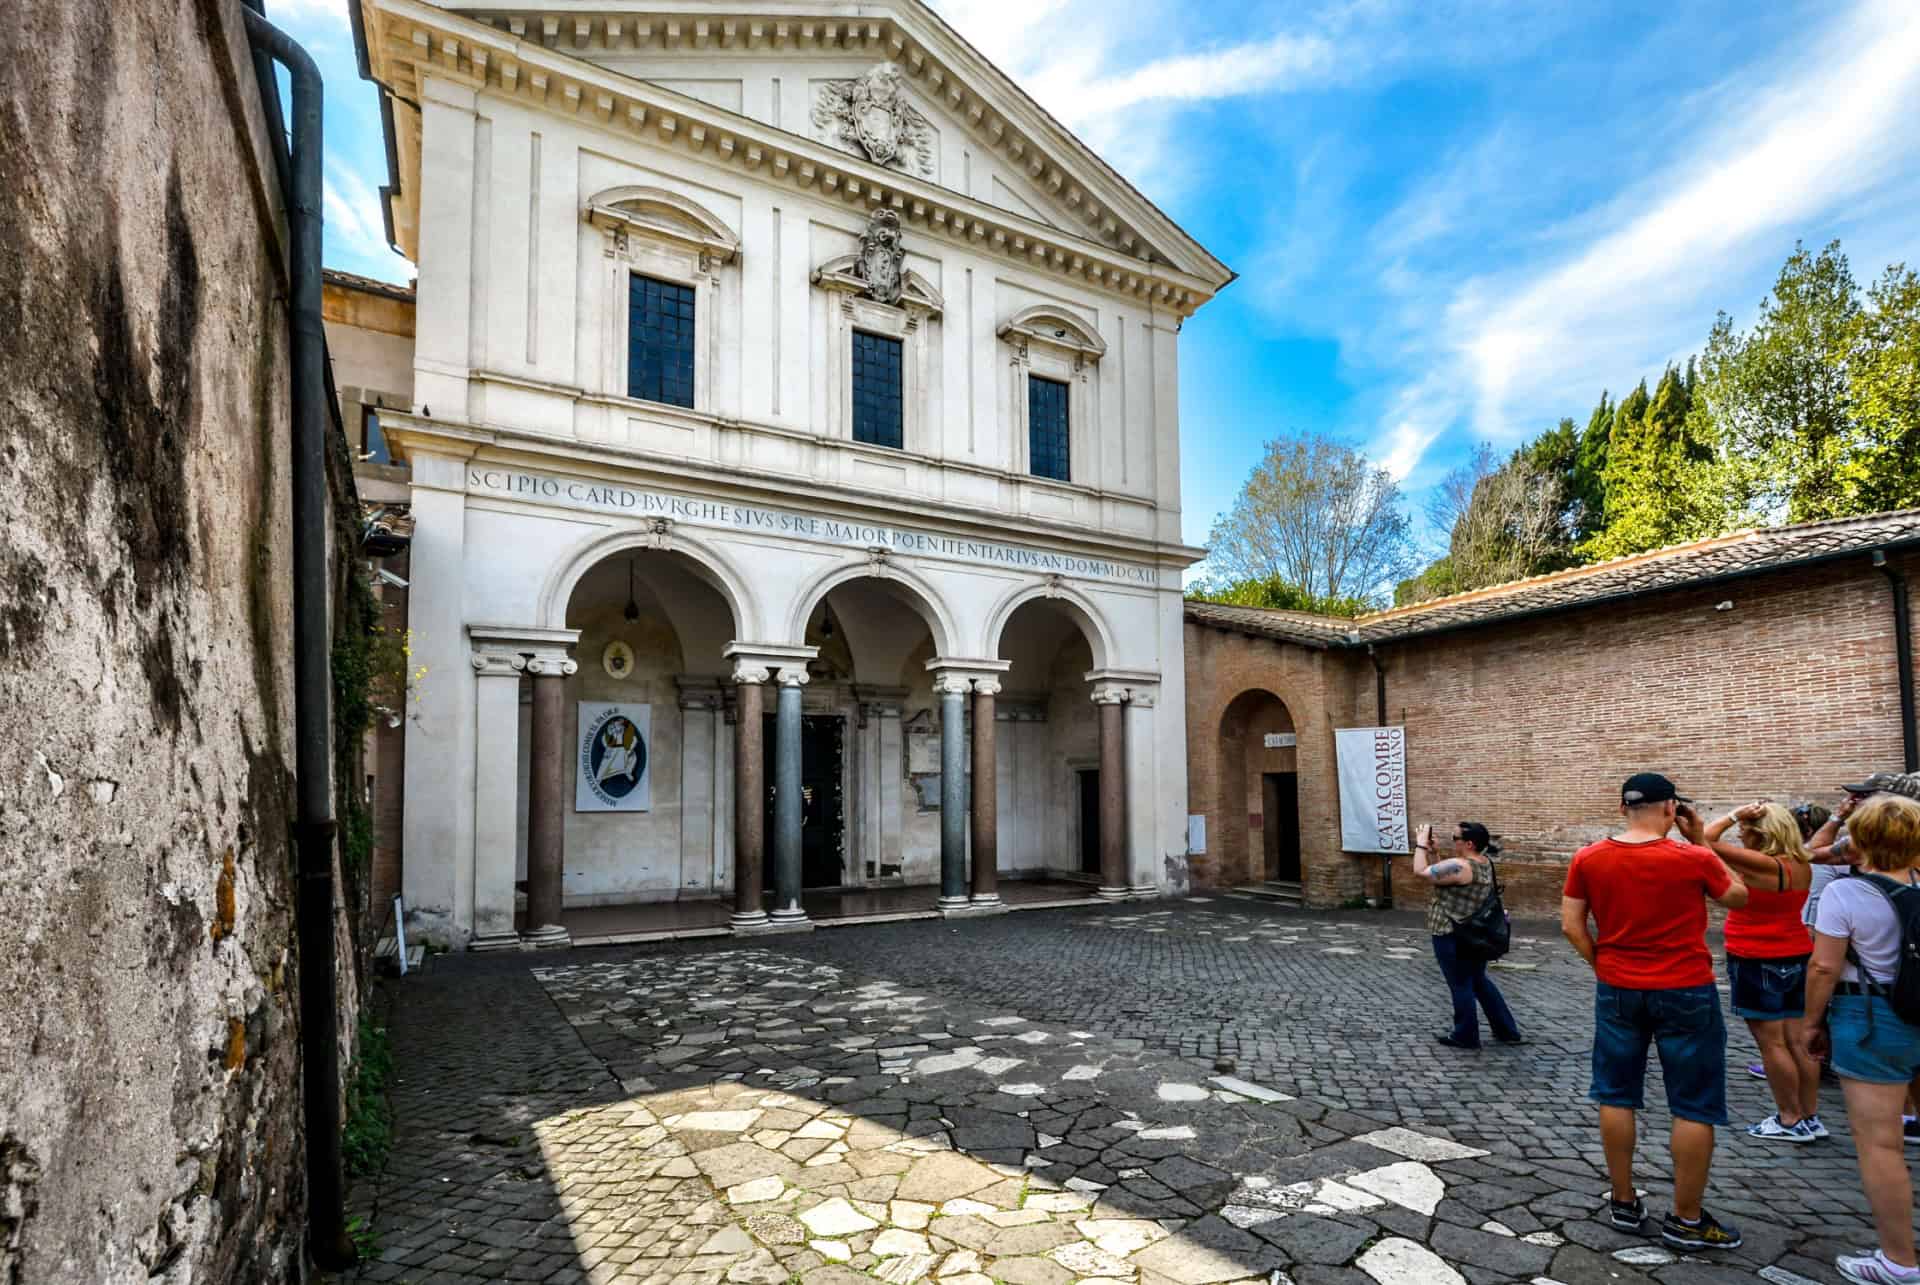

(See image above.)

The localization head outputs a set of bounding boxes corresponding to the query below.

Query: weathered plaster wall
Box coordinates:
[0,1,355,1278]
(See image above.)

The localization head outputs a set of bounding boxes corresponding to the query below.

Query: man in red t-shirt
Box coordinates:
[1562,772,1748,1251]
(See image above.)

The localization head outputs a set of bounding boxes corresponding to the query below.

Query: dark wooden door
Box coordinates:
[1265,772,1301,882]
[764,715,846,889]
[1078,770,1101,874]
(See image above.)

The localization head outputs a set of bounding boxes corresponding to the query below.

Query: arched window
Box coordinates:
[998,305,1106,485]
[584,187,741,413]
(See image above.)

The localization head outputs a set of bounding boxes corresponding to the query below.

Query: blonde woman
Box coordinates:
[1802,794,1920,1285]
[1704,802,1820,1142]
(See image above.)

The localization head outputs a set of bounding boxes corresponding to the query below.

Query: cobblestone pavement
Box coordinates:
[343,899,1887,1285]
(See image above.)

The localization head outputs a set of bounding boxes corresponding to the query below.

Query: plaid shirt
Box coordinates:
[1428,858,1494,936]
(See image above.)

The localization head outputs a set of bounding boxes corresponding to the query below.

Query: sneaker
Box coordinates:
[1747,1114,1817,1143]
[1746,1061,1768,1079]
[1837,1249,1920,1283]
[1662,1208,1743,1250]
[1802,1114,1831,1140]
[1607,1196,1647,1233]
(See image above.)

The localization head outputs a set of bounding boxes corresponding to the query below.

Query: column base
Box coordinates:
[729,909,772,930]
[468,931,523,953]
[521,924,573,950]
[941,899,1006,918]
[760,903,814,933]
[935,894,972,912]
[1127,883,1159,900]
[1096,885,1132,901]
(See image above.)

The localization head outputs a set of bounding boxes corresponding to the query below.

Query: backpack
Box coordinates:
[1451,860,1511,962]
[1848,873,1920,1025]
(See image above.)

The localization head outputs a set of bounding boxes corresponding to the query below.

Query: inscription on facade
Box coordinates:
[467,467,1158,585]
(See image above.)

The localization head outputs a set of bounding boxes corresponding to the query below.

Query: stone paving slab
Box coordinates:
[337,901,1882,1285]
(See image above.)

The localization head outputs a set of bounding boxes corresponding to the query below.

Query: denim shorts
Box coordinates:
[1725,953,1808,1021]
[1828,993,1920,1084]
[1590,982,1728,1124]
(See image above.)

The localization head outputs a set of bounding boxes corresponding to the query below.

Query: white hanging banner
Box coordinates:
[577,702,652,812]
[1335,726,1408,854]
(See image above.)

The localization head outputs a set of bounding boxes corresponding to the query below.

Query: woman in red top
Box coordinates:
[1706,802,1820,1142]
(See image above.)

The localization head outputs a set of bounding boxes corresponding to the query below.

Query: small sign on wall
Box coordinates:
[577,702,651,812]
[1263,732,1297,749]
[1187,815,1206,854]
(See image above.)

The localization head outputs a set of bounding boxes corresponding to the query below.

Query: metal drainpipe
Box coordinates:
[1368,644,1393,910]
[1874,550,1919,772]
[241,9,354,1271]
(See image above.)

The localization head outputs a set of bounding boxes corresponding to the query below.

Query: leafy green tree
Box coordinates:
[1583,366,1729,559]
[1846,263,1920,513]
[1184,574,1370,618]
[1692,240,1861,522]
[1572,392,1614,542]
[1203,432,1418,607]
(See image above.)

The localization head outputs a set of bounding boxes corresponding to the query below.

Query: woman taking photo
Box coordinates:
[1704,802,1821,1142]
[1413,821,1523,1050]
[1801,793,1920,1285]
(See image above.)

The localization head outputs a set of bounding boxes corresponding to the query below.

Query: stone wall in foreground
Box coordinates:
[0,0,359,1278]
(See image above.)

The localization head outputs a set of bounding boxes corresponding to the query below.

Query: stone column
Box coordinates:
[730,664,769,929]
[468,649,526,951]
[769,667,811,927]
[675,677,722,896]
[935,672,971,910]
[523,651,577,947]
[1126,687,1161,898]
[1094,683,1129,900]
[970,678,1001,907]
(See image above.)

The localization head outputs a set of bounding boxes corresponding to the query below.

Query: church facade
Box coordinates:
[349,0,1231,947]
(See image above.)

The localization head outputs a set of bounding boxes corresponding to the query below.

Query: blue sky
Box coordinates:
[279,0,1920,552]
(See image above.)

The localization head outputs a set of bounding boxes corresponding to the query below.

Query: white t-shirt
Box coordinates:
[1814,871,1920,983]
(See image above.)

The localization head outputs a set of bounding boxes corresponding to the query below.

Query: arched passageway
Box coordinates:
[1216,690,1300,890]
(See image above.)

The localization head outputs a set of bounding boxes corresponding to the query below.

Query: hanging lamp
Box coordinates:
[623,557,640,623]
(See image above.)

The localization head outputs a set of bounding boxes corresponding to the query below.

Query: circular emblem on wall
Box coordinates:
[602,639,635,679]
[587,715,647,803]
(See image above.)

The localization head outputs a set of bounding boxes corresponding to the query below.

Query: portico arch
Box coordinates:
[540,526,758,641]
[785,558,957,658]
[985,580,1115,672]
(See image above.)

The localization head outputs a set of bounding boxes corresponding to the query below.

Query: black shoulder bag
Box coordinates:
[1451,861,1512,962]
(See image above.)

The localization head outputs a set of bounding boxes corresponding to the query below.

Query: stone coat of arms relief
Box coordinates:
[812,63,935,177]
[854,210,907,306]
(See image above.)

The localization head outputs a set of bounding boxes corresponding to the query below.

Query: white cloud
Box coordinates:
[265,0,351,29]
[323,161,413,282]
[1364,0,1920,478]
[1451,0,1920,451]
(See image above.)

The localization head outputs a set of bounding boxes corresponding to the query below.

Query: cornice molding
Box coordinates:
[362,0,1227,314]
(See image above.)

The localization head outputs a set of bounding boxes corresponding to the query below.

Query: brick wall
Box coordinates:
[1187,553,1919,918]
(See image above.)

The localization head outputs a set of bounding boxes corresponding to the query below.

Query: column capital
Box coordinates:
[972,678,1003,698]
[525,652,578,678]
[930,672,973,697]
[471,650,526,677]
[731,661,771,686]
[1127,688,1157,710]
[1090,683,1129,705]
[775,666,811,688]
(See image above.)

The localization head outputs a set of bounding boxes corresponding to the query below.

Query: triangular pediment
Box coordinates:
[421,1,1227,283]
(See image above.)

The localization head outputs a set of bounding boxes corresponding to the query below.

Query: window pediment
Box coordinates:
[813,257,944,316]
[998,305,1105,362]
[584,185,740,263]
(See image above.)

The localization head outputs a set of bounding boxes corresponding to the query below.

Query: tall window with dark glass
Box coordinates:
[851,330,904,449]
[627,274,696,408]
[1029,375,1070,481]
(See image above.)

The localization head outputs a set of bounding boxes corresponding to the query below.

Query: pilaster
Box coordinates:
[468,648,526,952]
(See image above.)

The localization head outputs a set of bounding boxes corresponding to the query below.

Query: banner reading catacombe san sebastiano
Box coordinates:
[577,702,651,812]
[1335,726,1407,854]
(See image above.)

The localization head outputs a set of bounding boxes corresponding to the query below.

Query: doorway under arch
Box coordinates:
[1217,689,1300,889]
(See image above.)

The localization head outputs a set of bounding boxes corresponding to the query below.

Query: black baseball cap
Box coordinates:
[1622,772,1690,806]
[1841,772,1902,796]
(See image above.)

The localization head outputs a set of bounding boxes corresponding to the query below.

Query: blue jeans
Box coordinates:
[1590,982,1728,1124]
[1433,933,1520,1048]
